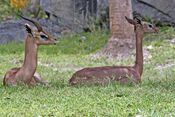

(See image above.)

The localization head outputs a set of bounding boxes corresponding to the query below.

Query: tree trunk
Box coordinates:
[103,0,135,58]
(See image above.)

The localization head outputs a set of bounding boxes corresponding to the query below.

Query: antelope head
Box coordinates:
[125,16,159,33]
[20,15,56,45]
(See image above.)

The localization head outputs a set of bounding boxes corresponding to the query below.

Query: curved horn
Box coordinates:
[19,15,43,32]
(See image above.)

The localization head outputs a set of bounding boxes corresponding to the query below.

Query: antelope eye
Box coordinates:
[40,34,48,40]
[148,24,153,28]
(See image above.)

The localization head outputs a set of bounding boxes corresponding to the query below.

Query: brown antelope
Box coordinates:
[3,15,56,86]
[69,17,159,85]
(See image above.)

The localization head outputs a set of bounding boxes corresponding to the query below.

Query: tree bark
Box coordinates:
[103,0,135,58]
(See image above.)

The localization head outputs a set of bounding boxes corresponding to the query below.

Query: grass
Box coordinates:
[0,28,175,116]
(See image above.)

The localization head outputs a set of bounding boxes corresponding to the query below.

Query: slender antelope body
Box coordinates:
[3,16,56,86]
[69,17,159,85]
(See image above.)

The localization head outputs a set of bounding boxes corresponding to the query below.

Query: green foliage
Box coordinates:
[0,0,18,22]
[0,28,175,116]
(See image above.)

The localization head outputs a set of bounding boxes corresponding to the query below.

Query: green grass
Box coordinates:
[0,28,175,116]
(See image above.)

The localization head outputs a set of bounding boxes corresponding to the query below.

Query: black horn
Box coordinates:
[19,15,43,32]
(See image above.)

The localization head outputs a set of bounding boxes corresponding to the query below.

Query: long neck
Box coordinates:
[134,27,144,76]
[22,35,38,76]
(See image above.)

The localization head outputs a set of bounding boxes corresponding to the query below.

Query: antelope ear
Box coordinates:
[125,16,136,25]
[25,23,32,34]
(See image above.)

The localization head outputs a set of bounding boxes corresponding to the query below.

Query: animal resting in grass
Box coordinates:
[69,17,159,85]
[3,16,56,86]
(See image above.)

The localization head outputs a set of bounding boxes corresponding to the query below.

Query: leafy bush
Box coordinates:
[0,0,19,22]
